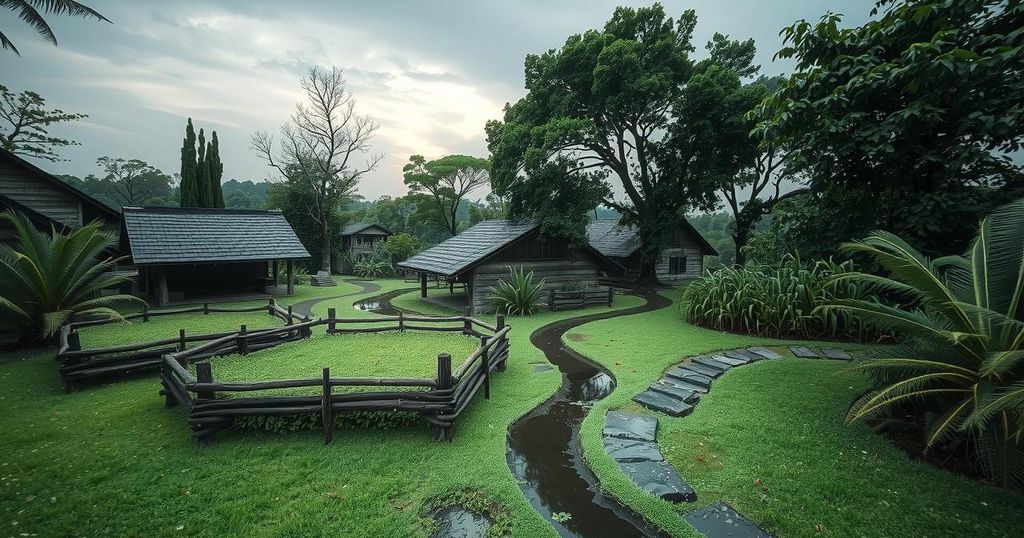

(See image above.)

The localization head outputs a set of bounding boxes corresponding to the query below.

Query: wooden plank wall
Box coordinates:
[0,160,82,226]
[470,257,600,313]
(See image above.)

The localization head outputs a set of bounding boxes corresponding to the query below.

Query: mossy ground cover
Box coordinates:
[77,310,285,350]
[0,278,643,537]
[567,287,1024,537]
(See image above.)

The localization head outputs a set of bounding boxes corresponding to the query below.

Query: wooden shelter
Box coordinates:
[586,219,717,282]
[120,207,309,305]
[397,220,618,314]
[335,222,392,273]
[0,148,121,242]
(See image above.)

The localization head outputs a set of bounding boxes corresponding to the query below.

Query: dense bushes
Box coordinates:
[682,256,884,341]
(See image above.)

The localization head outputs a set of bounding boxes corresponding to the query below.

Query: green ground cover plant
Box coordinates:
[77,310,285,349]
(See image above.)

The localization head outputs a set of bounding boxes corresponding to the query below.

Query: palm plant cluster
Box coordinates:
[819,199,1024,489]
[0,211,139,344]
[489,266,544,316]
[353,257,392,279]
[682,256,884,341]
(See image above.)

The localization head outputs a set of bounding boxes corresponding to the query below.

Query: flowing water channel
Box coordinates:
[507,290,673,537]
[352,288,407,316]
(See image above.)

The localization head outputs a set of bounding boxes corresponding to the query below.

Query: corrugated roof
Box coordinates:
[122,207,310,265]
[397,220,538,277]
[341,223,391,236]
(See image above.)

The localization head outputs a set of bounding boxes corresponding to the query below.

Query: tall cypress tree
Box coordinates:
[195,128,213,207]
[179,118,199,207]
[207,131,225,208]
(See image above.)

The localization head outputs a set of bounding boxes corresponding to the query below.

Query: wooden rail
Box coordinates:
[159,311,510,444]
[548,286,614,311]
[55,298,305,391]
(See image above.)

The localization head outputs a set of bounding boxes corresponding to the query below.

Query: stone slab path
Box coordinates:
[609,345,856,537]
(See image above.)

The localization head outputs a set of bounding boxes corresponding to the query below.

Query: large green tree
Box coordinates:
[0,85,87,161]
[402,154,490,236]
[195,128,213,208]
[486,4,721,282]
[179,118,200,207]
[752,0,1024,256]
[207,131,225,208]
[94,156,170,206]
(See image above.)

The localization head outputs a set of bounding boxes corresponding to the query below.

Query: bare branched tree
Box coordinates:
[252,66,383,272]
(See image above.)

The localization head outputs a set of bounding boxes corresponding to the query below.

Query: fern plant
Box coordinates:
[816,198,1024,489]
[489,266,544,316]
[0,211,141,343]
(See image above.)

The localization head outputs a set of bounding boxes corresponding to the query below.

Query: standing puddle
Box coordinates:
[352,289,408,316]
[432,507,492,538]
[507,290,672,537]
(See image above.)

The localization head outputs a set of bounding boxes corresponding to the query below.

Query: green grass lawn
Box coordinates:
[566,287,1024,537]
[2,280,1020,536]
[195,331,481,396]
[77,310,285,349]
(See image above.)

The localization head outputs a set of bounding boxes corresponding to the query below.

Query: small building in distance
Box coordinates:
[397,220,617,314]
[336,223,392,273]
[121,207,309,305]
[587,219,717,282]
[0,148,121,242]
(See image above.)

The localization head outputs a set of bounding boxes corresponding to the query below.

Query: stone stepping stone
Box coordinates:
[746,347,783,359]
[790,346,822,358]
[680,363,725,378]
[604,411,657,442]
[649,380,700,403]
[686,501,774,538]
[724,349,763,362]
[709,354,749,367]
[633,390,695,417]
[693,357,732,372]
[659,375,709,394]
[603,437,664,463]
[822,348,853,360]
[665,367,713,389]
[619,460,696,503]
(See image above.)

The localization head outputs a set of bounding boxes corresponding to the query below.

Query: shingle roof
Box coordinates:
[397,220,538,277]
[122,207,310,265]
[0,147,120,220]
[341,223,391,236]
[587,219,718,258]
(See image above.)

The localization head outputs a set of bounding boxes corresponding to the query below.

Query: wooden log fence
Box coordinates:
[55,298,306,391]
[548,286,615,311]
[159,313,510,444]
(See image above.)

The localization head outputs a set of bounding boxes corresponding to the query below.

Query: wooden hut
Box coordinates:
[0,148,121,242]
[120,207,309,305]
[586,219,717,282]
[335,223,392,273]
[397,220,618,314]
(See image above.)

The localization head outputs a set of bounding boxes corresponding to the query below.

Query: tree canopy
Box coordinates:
[0,85,87,161]
[486,3,723,281]
[402,154,490,237]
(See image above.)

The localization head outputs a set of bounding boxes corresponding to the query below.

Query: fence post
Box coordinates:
[398,310,404,332]
[203,303,209,315]
[178,329,186,352]
[608,287,614,307]
[300,316,311,338]
[435,353,453,441]
[549,288,556,311]
[196,361,213,400]
[462,307,472,335]
[480,336,490,400]
[238,325,248,355]
[321,367,333,445]
[67,331,81,352]
[267,297,275,315]
[496,315,507,372]
[287,306,294,326]
[143,305,149,322]
[327,308,336,332]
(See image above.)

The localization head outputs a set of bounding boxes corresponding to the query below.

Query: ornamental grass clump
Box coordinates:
[682,255,883,341]
[0,211,141,344]
[816,198,1024,490]
[489,266,544,316]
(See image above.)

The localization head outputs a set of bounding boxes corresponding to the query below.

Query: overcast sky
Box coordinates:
[1,1,873,201]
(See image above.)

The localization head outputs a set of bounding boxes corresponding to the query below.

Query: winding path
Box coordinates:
[507,289,673,538]
[289,279,382,318]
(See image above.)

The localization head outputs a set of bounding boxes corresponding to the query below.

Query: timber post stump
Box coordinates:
[435,352,453,441]
[496,315,507,372]
[321,367,333,444]
[327,308,336,332]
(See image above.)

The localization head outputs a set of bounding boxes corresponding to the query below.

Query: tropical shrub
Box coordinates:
[817,199,1024,489]
[276,265,309,286]
[353,257,392,279]
[683,255,884,341]
[489,266,544,316]
[0,211,140,343]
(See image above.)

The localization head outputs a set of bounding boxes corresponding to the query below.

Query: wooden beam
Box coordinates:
[157,267,169,307]
[286,260,294,295]
[272,260,279,288]
[420,272,427,298]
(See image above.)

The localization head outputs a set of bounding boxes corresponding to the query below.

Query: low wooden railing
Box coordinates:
[159,312,510,444]
[548,286,614,311]
[55,298,306,391]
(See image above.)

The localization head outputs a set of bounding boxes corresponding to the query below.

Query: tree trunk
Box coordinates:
[635,255,661,286]
[733,226,750,266]
[320,221,331,273]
